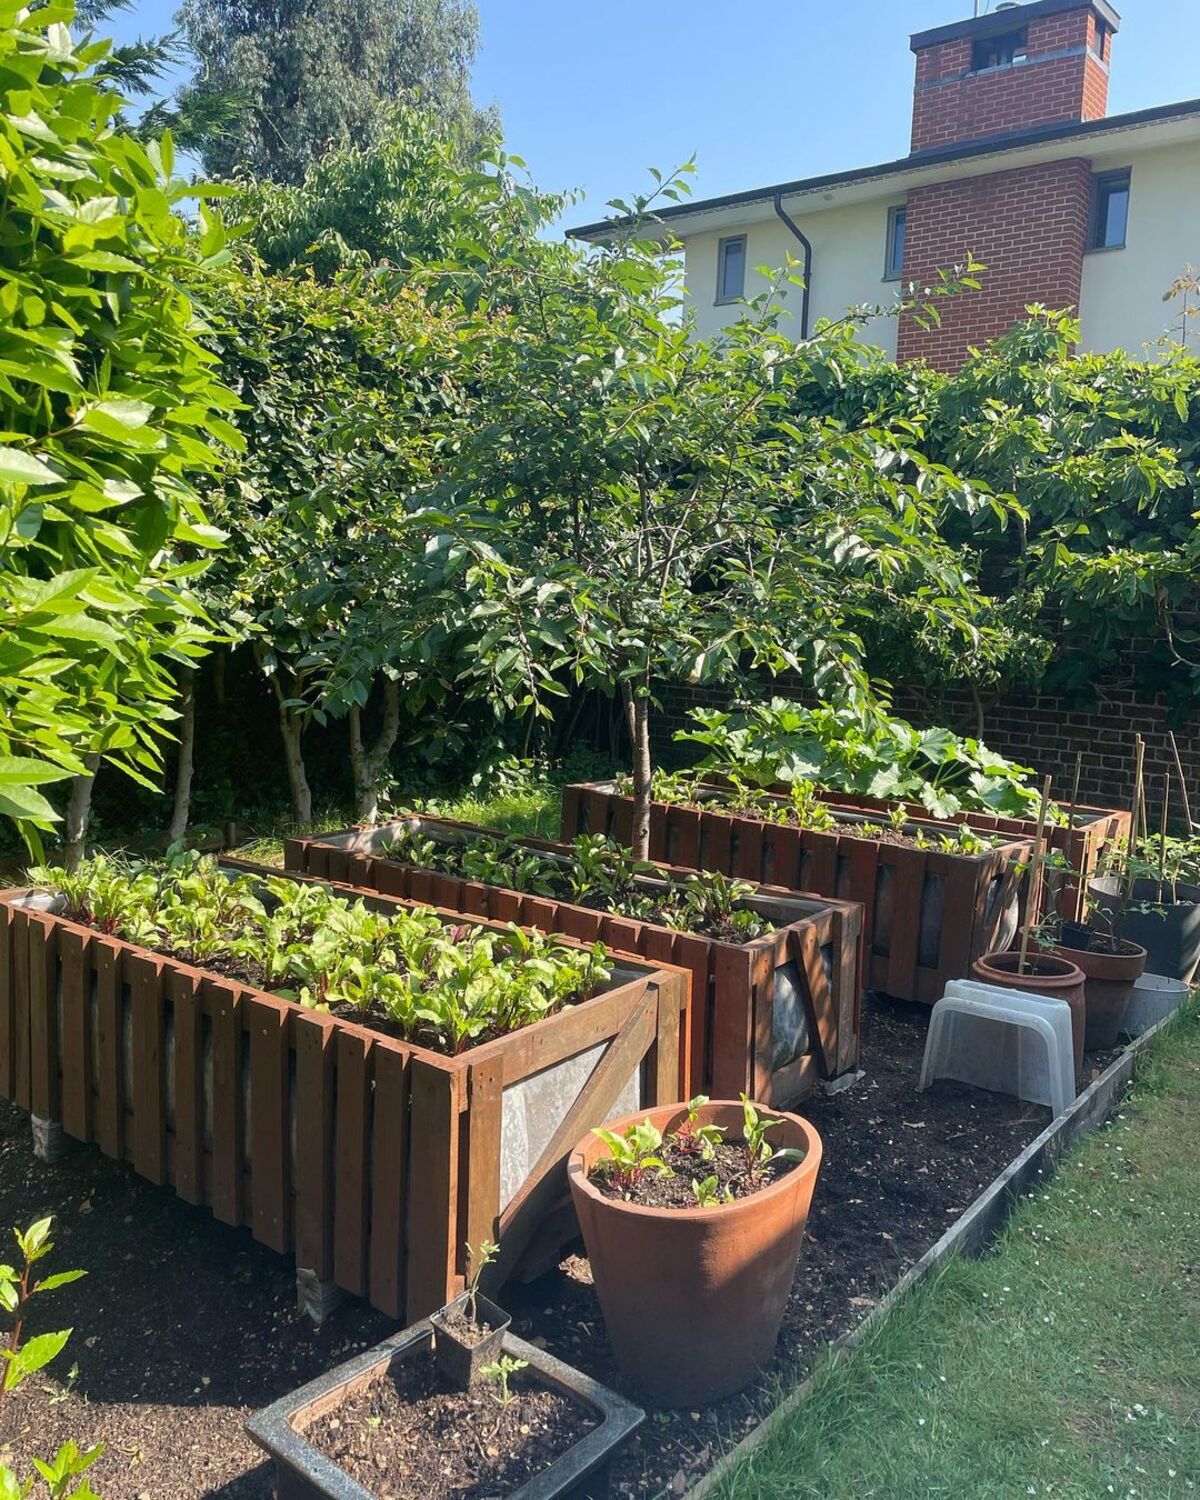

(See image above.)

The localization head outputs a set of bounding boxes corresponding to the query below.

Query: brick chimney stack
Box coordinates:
[910,0,1120,156]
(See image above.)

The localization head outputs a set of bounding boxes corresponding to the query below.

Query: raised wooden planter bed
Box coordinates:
[285,819,863,1109]
[0,862,689,1322]
[562,782,1035,1006]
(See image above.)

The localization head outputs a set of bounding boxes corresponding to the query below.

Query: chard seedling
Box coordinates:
[592,1118,672,1192]
[481,1354,528,1407]
[673,1097,726,1162]
[464,1239,500,1323]
[691,1175,733,1207]
[739,1095,807,1184]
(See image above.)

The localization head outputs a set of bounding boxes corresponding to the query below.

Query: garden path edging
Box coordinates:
[683,1008,1179,1500]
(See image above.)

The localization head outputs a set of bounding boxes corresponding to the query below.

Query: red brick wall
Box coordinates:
[896,156,1093,371]
[911,7,1110,154]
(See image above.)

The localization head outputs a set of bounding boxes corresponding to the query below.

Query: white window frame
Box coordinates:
[715,235,747,305]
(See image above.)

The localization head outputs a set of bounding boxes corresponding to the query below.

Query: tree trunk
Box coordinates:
[623,680,653,861]
[348,678,402,824]
[168,666,196,845]
[255,645,312,824]
[63,753,101,872]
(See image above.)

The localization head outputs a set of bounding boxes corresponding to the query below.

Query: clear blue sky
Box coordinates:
[106,0,1198,221]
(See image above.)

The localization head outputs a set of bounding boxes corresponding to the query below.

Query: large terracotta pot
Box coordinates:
[1054,937,1147,1050]
[567,1100,822,1409]
[971,950,1087,1075]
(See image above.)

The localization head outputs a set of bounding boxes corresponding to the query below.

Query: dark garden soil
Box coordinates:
[590,1134,796,1209]
[305,1347,594,1498]
[0,994,1080,1499]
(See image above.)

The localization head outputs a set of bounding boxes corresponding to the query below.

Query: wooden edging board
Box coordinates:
[682,1007,1181,1500]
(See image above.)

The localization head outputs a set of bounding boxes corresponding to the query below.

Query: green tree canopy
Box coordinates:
[176,0,495,184]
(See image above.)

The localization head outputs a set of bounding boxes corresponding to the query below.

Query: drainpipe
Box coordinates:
[773,191,812,340]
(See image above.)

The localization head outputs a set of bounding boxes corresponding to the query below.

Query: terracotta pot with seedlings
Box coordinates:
[567,1097,822,1409]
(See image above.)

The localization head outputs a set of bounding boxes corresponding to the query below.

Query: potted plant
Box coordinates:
[567,1096,822,1408]
[285,815,864,1105]
[428,1240,511,1390]
[246,1320,644,1500]
[1050,922,1147,1050]
[1088,843,1200,985]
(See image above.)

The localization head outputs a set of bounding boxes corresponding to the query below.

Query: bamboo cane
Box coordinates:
[1160,772,1172,902]
[1168,730,1193,836]
[1017,773,1053,977]
[1062,750,1083,920]
[1124,738,1145,903]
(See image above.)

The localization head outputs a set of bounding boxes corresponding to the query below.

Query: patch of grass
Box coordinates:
[711,1001,1200,1500]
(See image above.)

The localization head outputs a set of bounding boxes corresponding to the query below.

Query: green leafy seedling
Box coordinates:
[481,1354,528,1408]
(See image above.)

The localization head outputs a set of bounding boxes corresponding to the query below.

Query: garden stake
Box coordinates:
[1017,774,1053,977]
[1060,751,1083,917]
[1160,773,1172,902]
[1168,731,1193,835]
[1123,739,1145,905]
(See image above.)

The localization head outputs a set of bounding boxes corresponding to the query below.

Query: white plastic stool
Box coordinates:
[919,989,1075,1118]
[943,979,1077,1107]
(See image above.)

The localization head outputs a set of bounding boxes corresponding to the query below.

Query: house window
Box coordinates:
[716,235,746,303]
[1090,169,1130,251]
[884,205,906,281]
[971,27,1027,71]
[1091,17,1110,58]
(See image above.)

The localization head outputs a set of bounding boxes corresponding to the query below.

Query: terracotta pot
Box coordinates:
[567,1101,822,1408]
[971,950,1087,1075]
[1054,937,1147,1050]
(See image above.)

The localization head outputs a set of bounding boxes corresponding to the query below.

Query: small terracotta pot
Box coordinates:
[568,1101,822,1409]
[1054,937,1147,1050]
[971,950,1087,1075]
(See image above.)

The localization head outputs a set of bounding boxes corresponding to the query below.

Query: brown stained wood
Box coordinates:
[374,860,412,900]
[648,802,669,861]
[368,1045,411,1318]
[127,953,167,1185]
[324,849,351,884]
[490,889,521,925]
[802,830,839,896]
[934,850,978,995]
[560,785,584,841]
[495,994,657,1285]
[405,1058,460,1321]
[672,933,713,1095]
[293,1011,337,1279]
[599,914,643,954]
[27,913,59,1123]
[248,997,291,1253]
[583,788,614,841]
[461,882,492,920]
[885,847,926,999]
[710,943,755,1098]
[554,905,605,945]
[792,926,837,1078]
[0,906,14,1104]
[333,1029,373,1297]
[610,797,634,848]
[93,939,122,1160]
[731,817,765,883]
[833,907,862,1074]
[650,973,683,1104]
[346,853,374,888]
[749,945,776,1103]
[57,929,92,1143]
[433,873,462,911]
[671,806,703,870]
[207,979,244,1227]
[405,868,434,905]
[845,838,881,960]
[463,1056,504,1283]
[769,825,803,892]
[700,812,733,876]
[305,846,330,879]
[769,1052,819,1110]
[521,896,558,931]
[282,838,309,873]
[169,969,204,1206]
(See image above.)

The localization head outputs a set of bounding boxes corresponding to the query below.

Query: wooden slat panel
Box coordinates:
[672,933,713,1096]
[294,1011,337,1279]
[375,861,413,900]
[833,907,862,1073]
[324,849,351,883]
[405,1057,460,1320]
[769,1052,819,1111]
[282,837,309,873]
[490,889,521,924]
[769,825,803,891]
[170,969,204,1206]
[12,909,30,1111]
[609,797,634,849]
[731,817,764,883]
[305,846,331,879]
[933,851,978,996]
[368,1045,411,1318]
[406,869,435,905]
[128,953,167,1184]
[27,913,59,1124]
[433,873,464,912]
[554,905,605,945]
[334,1029,372,1297]
[462,1056,503,1282]
[58,929,92,1143]
[0,906,15,1102]
[598,915,643,954]
[710,943,754,1098]
[583,788,613,840]
[648,802,669,862]
[671,807,703,870]
[521,896,558,931]
[885,847,926,1000]
[750,944,777,1103]
[93,940,122,1160]
[248,996,291,1253]
[560,785,584,841]
[700,813,733,877]
[461,882,492,920]
[650,974,682,1104]
[207,979,244,1227]
[845,838,880,961]
[802,830,839,897]
[793,926,837,1078]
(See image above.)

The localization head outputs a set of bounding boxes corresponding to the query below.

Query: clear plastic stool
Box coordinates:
[943,978,1078,1107]
[919,984,1075,1118]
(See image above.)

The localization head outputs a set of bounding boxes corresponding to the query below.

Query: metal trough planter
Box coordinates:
[0,862,689,1321]
[561,781,1035,1006]
[285,817,864,1108]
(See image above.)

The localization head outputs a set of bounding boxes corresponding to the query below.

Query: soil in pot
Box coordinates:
[569,1101,821,1409]
[431,1291,512,1391]
[304,1343,596,1498]
[971,950,1087,1077]
[1054,935,1147,1051]
[590,1133,794,1209]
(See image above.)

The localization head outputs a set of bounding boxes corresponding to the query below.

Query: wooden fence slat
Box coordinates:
[651,973,684,1104]
[128,953,167,1185]
[700,812,733,876]
[11,910,30,1112]
[750,944,777,1103]
[886,848,926,999]
[28,914,59,1124]
[170,969,204,1205]
[792,926,837,1078]
[375,861,412,900]
[248,997,291,1253]
[673,933,713,1095]
[560,785,584,841]
[94,940,122,1160]
[334,1029,372,1296]
[711,944,755,1098]
[405,1058,460,1321]
[845,838,880,961]
[294,1012,336,1279]
[58,929,92,1142]
[834,907,862,1074]
[610,797,634,848]
[462,1056,504,1287]
[671,807,702,870]
[368,1046,411,1319]
[769,825,803,891]
[802,830,839,897]
[207,979,244,1226]
[0,906,15,1102]
[731,817,764,883]
[583,788,613,841]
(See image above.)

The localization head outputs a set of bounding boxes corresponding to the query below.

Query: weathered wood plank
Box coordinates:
[405,1058,460,1320]
[248,996,291,1253]
[58,928,92,1143]
[368,1045,411,1319]
[293,1011,337,1279]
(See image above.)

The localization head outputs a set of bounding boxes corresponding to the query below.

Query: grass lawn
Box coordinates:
[711,1000,1200,1500]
